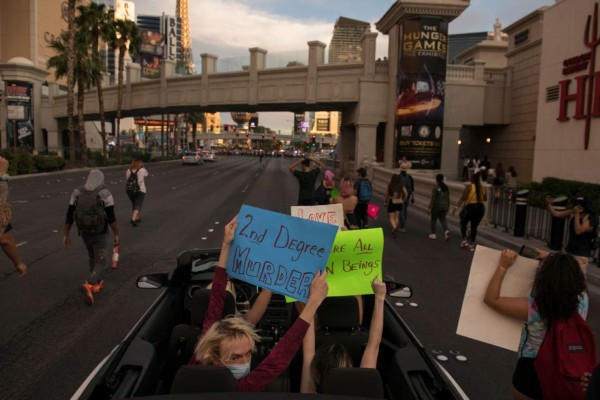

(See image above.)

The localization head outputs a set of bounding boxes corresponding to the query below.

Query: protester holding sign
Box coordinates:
[300,277,387,393]
[190,217,330,392]
[332,177,358,230]
[483,250,590,400]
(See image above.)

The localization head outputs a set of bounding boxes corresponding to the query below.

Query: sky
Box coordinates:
[133,0,557,132]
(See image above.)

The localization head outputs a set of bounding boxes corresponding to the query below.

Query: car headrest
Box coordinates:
[170,365,236,394]
[321,368,385,398]
[318,297,360,329]
[190,288,236,326]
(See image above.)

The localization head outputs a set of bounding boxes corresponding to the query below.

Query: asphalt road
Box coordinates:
[0,156,598,400]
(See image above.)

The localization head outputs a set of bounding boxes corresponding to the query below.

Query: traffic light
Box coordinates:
[311,135,316,146]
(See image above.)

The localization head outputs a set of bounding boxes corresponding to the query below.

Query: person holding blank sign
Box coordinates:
[189,216,329,392]
[483,250,589,400]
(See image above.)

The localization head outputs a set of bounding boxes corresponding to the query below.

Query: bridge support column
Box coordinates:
[355,123,377,169]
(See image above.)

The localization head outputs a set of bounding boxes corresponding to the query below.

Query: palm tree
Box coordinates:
[186,112,206,150]
[110,19,140,163]
[65,0,78,166]
[48,30,96,165]
[76,3,114,158]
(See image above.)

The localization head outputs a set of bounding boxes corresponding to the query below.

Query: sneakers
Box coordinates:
[469,244,476,252]
[81,282,94,305]
[444,230,450,241]
[460,240,470,249]
[428,234,437,239]
[92,280,104,294]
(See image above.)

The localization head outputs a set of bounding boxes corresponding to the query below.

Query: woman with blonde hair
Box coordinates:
[189,217,329,392]
[331,177,358,229]
[125,159,148,226]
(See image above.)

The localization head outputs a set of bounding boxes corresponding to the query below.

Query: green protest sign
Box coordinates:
[324,228,384,297]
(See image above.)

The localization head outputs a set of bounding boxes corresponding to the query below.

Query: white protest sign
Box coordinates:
[291,203,344,228]
[456,245,539,352]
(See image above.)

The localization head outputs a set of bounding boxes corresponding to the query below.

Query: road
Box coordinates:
[0,156,598,399]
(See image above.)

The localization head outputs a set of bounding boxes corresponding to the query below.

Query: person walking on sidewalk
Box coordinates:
[289,156,324,206]
[453,172,487,251]
[125,159,148,227]
[0,157,26,276]
[63,169,120,305]
[427,174,450,240]
[385,173,408,238]
[354,167,372,229]
[398,162,414,233]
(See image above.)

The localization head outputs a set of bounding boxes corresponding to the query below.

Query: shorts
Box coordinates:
[387,201,403,213]
[128,192,145,211]
[512,357,542,399]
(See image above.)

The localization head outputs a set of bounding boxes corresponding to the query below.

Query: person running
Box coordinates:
[63,169,120,305]
[427,174,450,240]
[484,250,589,400]
[453,172,487,251]
[332,177,359,230]
[353,167,372,229]
[125,159,148,227]
[300,277,386,393]
[189,217,329,392]
[289,156,324,206]
[315,170,339,205]
[384,173,408,238]
[0,157,26,276]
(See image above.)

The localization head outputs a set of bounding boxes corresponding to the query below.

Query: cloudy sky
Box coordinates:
[133,0,557,132]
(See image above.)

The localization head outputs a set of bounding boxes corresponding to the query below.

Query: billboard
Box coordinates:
[164,16,178,62]
[140,30,164,56]
[141,54,160,79]
[114,0,135,21]
[5,81,34,148]
[395,18,448,169]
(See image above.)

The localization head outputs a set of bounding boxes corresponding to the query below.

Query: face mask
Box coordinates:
[225,361,251,379]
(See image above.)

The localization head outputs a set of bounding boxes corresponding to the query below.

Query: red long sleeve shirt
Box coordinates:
[189,267,309,392]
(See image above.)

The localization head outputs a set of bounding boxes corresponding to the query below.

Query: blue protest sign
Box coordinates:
[227,204,339,302]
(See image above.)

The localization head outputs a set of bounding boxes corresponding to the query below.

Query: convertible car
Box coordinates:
[71,249,467,400]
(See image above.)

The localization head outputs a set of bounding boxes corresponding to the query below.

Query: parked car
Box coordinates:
[202,150,218,162]
[71,248,468,400]
[182,151,204,165]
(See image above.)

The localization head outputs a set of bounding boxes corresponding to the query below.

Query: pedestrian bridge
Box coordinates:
[46,34,509,172]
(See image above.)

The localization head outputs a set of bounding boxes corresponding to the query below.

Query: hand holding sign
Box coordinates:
[227,205,338,303]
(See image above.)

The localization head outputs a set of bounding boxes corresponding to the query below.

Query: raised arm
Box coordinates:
[289,159,302,173]
[311,157,324,170]
[300,318,317,393]
[245,288,272,326]
[360,277,386,368]
[572,207,594,235]
[483,249,528,321]
[202,216,237,332]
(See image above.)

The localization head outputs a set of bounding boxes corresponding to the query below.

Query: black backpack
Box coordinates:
[126,169,140,196]
[74,187,107,235]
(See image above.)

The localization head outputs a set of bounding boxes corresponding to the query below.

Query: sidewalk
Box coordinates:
[406,198,600,295]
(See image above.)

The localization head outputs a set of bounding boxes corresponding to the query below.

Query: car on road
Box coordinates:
[202,150,218,162]
[182,151,204,165]
[71,249,468,400]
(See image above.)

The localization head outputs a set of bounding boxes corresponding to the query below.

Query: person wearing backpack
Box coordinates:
[398,162,414,233]
[63,169,120,305]
[484,249,593,400]
[125,159,148,227]
[353,167,372,229]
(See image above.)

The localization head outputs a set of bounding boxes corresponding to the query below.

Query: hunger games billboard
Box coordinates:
[395,18,448,169]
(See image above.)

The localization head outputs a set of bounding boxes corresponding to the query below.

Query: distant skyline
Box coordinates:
[133,0,556,132]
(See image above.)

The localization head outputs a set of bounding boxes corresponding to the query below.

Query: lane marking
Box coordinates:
[16,241,28,247]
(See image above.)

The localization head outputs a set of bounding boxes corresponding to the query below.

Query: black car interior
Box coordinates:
[77,249,460,400]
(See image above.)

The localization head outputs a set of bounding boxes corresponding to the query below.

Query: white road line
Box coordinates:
[16,241,27,247]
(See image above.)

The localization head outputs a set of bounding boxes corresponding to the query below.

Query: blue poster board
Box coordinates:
[226,204,339,302]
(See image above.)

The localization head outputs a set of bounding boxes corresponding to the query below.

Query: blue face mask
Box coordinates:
[225,361,251,379]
